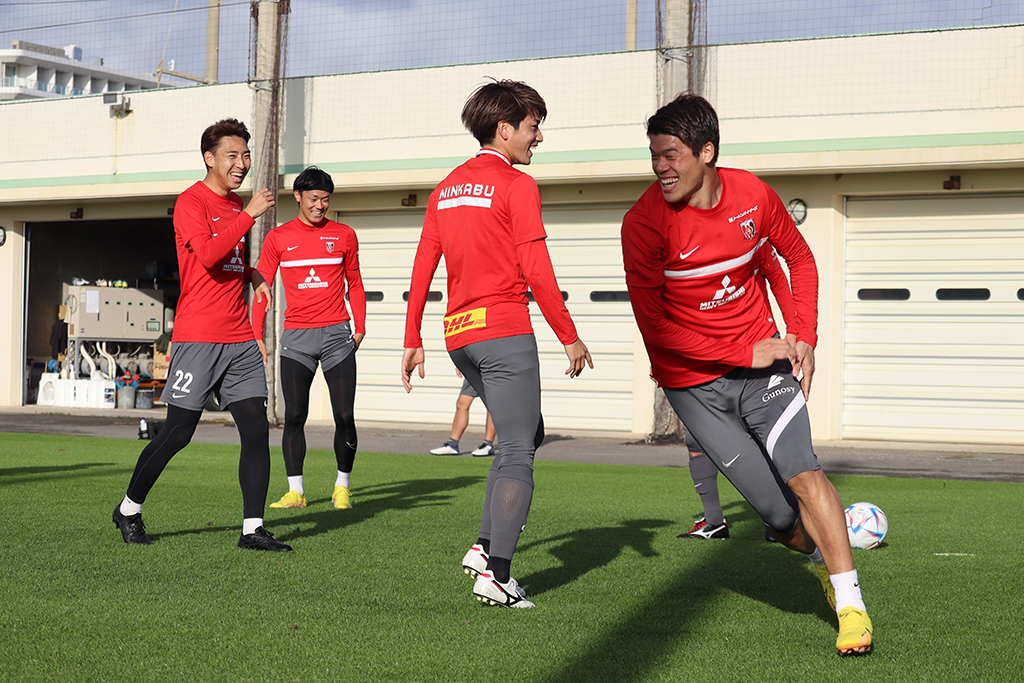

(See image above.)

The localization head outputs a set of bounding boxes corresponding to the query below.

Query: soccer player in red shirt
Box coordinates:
[402,80,593,608]
[252,167,366,511]
[112,118,291,552]
[678,245,797,541]
[621,94,873,654]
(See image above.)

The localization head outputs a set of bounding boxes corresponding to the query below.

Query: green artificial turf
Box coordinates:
[0,432,1021,682]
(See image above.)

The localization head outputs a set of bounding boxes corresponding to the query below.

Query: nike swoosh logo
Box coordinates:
[287,246,299,251]
[679,246,700,260]
[723,454,741,468]
[171,393,186,399]
[212,217,221,221]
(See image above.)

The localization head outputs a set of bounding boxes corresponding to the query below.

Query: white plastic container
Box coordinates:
[37,373,59,405]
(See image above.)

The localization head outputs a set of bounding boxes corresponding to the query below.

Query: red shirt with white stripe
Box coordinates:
[252,217,366,335]
[171,181,259,344]
[621,168,818,388]
[756,245,798,335]
[404,150,579,352]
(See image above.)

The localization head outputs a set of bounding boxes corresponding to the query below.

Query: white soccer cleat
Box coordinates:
[461,544,488,578]
[473,571,534,608]
[430,443,460,456]
[471,443,495,457]
[461,545,526,597]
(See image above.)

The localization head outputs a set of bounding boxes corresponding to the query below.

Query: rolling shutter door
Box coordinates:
[342,204,636,432]
[843,194,1024,445]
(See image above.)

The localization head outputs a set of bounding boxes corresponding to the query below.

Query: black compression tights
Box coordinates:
[280,354,357,477]
[126,396,270,518]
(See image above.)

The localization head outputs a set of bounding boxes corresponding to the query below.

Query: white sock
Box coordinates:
[831,569,866,612]
[120,496,143,516]
[242,518,262,535]
[806,548,825,566]
[336,470,350,488]
[287,475,304,495]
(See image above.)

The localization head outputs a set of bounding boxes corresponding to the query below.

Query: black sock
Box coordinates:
[477,537,490,554]
[487,555,511,584]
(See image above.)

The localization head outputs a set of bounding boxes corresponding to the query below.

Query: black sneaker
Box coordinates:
[764,529,778,543]
[238,527,293,552]
[677,517,729,540]
[112,504,154,545]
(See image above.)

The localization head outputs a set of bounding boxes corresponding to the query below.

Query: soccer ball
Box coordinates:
[845,502,888,549]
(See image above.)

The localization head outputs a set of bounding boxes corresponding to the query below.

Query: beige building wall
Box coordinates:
[1,27,1021,440]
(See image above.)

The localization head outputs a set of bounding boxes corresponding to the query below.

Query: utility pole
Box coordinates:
[249,0,286,424]
[657,0,691,105]
[626,0,637,50]
[205,0,220,84]
[649,0,695,440]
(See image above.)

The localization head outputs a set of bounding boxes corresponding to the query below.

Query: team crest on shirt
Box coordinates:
[325,241,335,253]
[740,219,756,240]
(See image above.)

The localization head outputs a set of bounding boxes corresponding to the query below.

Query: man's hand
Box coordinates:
[352,332,364,350]
[256,339,268,366]
[751,337,795,368]
[563,339,594,378]
[245,188,276,220]
[793,341,815,399]
[250,270,272,308]
[401,347,425,393]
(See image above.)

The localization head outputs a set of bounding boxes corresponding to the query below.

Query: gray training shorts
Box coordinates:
[663,358,820,532]
[280,322,355,373]
[459,377,478,398]
[449,334,543,474]
[162,340,267,412]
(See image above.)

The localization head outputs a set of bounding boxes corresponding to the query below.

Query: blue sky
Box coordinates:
[1,0,1019,85]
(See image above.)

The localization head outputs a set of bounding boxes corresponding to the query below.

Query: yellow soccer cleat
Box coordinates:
[836,606,873,655]
[269,490,307,509]
[332,485,353,509]
[815,563,837,611]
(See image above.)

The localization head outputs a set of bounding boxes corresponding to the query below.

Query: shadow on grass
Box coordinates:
[129,475,486,543]
[517,518,673,596]
[532,504,839,682]
[0,462,116,479]
[540,545,836,682]
[271,475,486,541]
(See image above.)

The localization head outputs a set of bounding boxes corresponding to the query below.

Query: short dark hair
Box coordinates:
[200,118,250,164]
[461,79,547,146]
[646,94,720,165]
[293,166,334,194]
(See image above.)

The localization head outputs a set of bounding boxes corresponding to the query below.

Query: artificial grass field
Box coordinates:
[1,432,1021,682]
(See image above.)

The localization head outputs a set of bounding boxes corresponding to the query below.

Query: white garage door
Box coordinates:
[341,204,637,432]
[843,194,1024,445]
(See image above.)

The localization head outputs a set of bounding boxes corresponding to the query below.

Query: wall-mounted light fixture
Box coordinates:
[786,198,807,226]
[103,93,132,118]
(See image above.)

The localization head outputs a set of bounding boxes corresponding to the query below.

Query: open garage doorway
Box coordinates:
[24,217,177,403]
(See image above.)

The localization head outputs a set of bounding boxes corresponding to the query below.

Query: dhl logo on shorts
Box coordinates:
[444,307,487,337]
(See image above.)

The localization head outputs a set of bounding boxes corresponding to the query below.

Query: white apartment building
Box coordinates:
[0,40,159,101]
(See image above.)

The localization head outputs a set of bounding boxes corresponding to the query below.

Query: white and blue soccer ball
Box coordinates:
[845,502,888,549]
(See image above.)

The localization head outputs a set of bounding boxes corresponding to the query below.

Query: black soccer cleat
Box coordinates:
[112,504,154,545]
[677,517,729,540]
[237,527,293,552]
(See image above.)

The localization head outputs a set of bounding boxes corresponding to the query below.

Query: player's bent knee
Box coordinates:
[762,508,800,535]
[786,468,828,498]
